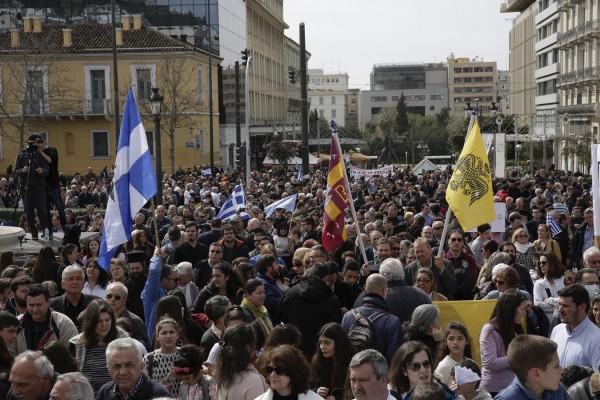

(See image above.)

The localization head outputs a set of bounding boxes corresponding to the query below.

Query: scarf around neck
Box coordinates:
[241,297,273,337]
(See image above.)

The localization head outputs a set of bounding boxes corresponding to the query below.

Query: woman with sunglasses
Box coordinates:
[414,268,447,301]
[479,288,529,396]
[388,340,456,400]
[533,252,565,323]
[482,265,531,301]
[511,228,535,273]
[256,344,321,400]
[216,323,267,400]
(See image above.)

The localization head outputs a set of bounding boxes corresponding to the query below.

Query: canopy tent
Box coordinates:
[412,158,441,175]
[262,154,320,167]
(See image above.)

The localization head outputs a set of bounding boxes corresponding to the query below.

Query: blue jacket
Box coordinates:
[495,377,569,400]
[141,255,167,339]
[256,272,282,320]
[341,293,401,362]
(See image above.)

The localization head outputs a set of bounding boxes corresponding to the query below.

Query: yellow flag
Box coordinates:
[446,119,495,231]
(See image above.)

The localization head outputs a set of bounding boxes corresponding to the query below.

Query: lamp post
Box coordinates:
[516,143,522,176]
[149,87,164,205]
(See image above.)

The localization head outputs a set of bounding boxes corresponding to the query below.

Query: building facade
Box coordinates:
[361,63,448,128]
[0,18,218,175]
[308,69,349,127]
[447,57,498,118]
[346,88,360,129]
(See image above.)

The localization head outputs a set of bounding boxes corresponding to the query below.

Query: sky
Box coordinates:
[284,0,517,89]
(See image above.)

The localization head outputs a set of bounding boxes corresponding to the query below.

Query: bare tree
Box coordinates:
[0,36,75,149]
[153,56,201,174]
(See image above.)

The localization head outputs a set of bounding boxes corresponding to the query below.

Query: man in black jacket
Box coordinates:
[50,265,99,329]
[275,263,342,359]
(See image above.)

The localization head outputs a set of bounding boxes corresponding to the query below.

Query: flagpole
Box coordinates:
[436,107,479,258]
[331,123,368,264]
[150,198,160,250]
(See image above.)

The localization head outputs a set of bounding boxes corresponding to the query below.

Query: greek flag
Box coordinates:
[98,88,157,270]
[546,213,562,237]
[264,194,297,218]
[296,168,302,181]
[217,184,247,221]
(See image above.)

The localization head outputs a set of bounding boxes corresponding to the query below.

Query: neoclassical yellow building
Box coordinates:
[0,16,220,175]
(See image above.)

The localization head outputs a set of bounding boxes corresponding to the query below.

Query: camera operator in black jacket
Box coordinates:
[15,133,50,240]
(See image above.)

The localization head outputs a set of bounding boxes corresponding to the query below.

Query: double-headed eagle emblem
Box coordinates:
[449,154,490,206]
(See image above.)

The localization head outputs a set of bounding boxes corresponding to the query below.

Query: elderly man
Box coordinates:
[17,284,78,352]
[105,282,151,351]
[7,351,57,400]
[50,265,99,328]
[583,247,600,270]
[176,261,200,309]
[97,337,170,400]
[50,372,94,400]
[404,237,457,299]
[349,349,395,400]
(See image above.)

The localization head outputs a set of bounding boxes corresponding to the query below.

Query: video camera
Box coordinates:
[26,139,37,153]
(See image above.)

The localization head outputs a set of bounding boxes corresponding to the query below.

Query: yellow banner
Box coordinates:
[434,300,497,366]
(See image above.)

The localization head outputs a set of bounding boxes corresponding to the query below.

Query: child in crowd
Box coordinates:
[143,317,182,398]
[434,322,472,386]
[450,360,492,400]
[495,334,569,400]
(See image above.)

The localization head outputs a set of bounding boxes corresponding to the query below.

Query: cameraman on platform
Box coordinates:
[15,133,50,240]
[36,135,66,228]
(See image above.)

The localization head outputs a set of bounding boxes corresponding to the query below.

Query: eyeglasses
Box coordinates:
[539,261,548,266]
[266,365,288,376]
[165,277,180,283]
[518,234,528,238]
[209,250,222,254]
[494,280,506,285]
[416,278,431,283]
[106,293,123,301]
[36,139,45,144]
[407,360,431,372]
[450,237,463,242]
[433,227,443,230]
[392,247,402,251]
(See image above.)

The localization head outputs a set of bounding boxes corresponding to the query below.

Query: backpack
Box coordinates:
[347,310,387,352]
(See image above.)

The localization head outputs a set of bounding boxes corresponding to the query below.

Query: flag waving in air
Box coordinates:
[322,135,348,251]
[264,194,297,218]
[98,88,157,270]
[446,119,495,232]
[217,184,247,221]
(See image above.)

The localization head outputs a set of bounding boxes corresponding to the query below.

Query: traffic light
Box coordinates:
[288,67,296,84]
[236,144,246,168]
[241,49,250,66]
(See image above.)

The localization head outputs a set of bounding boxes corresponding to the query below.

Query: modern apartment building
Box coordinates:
[361,63,448,128]
[497,70,511,113]
[447,58,498,118]
[347,88,360,130]
[0,19,218,174]
[308,69,349,127]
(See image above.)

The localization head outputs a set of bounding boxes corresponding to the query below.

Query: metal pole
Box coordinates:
[514,117,518,175]
[542,114,547,168]
[154,114,162,205]
[207,0,214,170]
[235,61,241,168]
[529,115,534,173]
[245,56,252,187]
[300,23,309,179]
[317,118,320,158]
[111,0,120,149]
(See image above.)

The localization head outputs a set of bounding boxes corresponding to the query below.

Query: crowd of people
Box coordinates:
[0,159,599,399]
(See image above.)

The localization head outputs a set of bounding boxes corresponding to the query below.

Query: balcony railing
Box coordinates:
[558,19,600,46]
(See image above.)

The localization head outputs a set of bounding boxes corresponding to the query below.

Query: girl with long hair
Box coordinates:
[143,317,181,397]
[240,279,273,339]
[434,322,472,386]
[310,322,356,400]
[533,224,562,260]
[192,264,243,313]
[81,236,100,266]
[32,246,59,284]
[216,324,267,400]
[479,288,529,396]
[155,295,192,346]
[68,299,126,394]
[533,252,565,323]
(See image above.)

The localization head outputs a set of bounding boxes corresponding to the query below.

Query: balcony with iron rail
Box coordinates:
[558,0,584,11]
[558,19,600,47]
[557,66,600,86]
[23,98,113,119]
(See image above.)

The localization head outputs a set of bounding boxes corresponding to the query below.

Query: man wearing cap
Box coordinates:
[141,247,180,339]
[15,133,50,240]
[123,250,148,321]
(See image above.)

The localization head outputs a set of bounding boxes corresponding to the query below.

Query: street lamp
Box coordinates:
[149,87,164,205]
[516,143,522,176]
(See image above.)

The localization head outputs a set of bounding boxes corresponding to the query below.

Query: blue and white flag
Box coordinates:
[217,184,247,221]
[98,88,157,270]
[546,213,562,237]
[296,168,302,181]
[264,194,297,218]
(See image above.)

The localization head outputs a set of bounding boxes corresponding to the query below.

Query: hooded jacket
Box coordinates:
[275,275,342,359]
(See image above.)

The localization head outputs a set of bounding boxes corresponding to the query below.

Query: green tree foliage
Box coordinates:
[395,93,409,135]
[266,135,298,166]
